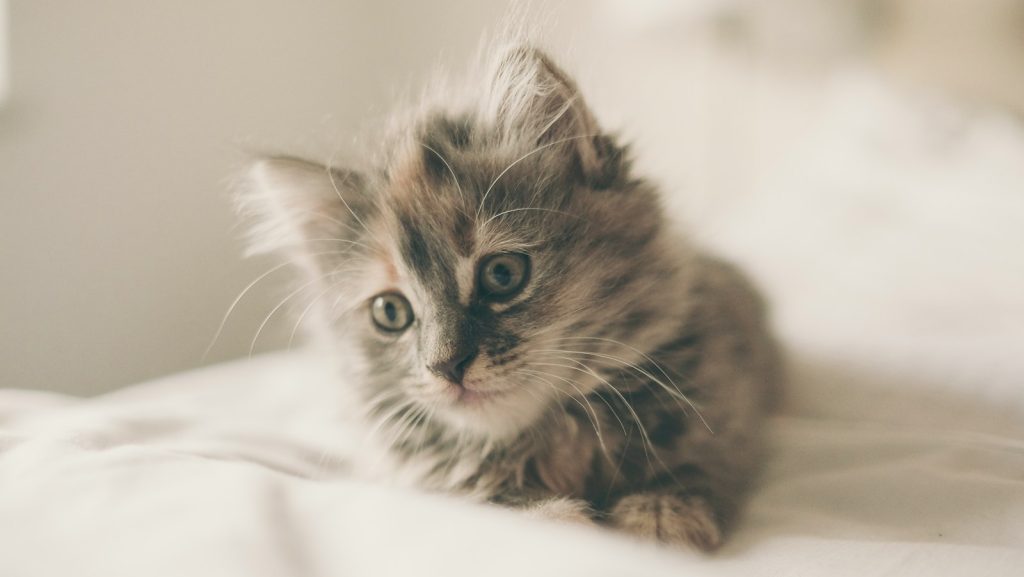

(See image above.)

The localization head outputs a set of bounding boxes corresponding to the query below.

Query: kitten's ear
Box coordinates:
[488,46,619,187]
[238,156,368,265]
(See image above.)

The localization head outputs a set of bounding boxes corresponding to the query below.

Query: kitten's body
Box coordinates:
[377,255,778,547]
[242,46,781,550]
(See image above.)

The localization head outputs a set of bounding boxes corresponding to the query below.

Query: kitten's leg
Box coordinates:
[608,467,741,551]
[609,491,723,551]
[604,258,775,551]
[523,497,596,525]
[495,495,596,525]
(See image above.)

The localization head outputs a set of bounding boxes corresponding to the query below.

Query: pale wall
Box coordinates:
[0,0,520,394]
[2,0,1020,395]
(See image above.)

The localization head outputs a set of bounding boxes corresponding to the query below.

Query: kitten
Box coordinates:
[240,45,782,551]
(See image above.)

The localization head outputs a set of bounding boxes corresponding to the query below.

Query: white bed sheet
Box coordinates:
[2,348,1022,577]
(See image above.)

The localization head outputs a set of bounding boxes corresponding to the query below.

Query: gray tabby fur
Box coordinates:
[239,45,782,551]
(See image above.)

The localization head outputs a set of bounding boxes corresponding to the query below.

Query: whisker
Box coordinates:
[364,398,419,475]
[313,389,407,480]
[365,398,416,449]
[419,141,467,207]
[476,133,599,220]
[516,369,612,462]
[325,163,369,231]
[203,260,294,360]
[286,276,354,350]
[323,154,389,248]
[248,269,346,357]
[203,250,356,361]
[481,207,582,228]
[525,360,628,439]
[388,405,425,452]
[548,336,690,394]
[536,95,579,140]
[528,358,660,474]
[530,357,690,489]
[303,237,376,253]
[360,389,406,416]
[409,399,440,456]
[536,342,712,433]
[535,347,689,400]
[287,209,374,246]
[536,347,700,428]
[438,428,469,483]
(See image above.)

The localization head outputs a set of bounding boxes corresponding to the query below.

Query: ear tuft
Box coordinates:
[486,45,620,187]
[236,156,366,258]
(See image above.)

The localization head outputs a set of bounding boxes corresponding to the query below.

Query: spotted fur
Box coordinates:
[239,45,782,551]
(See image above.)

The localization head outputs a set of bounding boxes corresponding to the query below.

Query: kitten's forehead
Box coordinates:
[378,113,579,308]
[384,193,536,312]
[390,202,464,303]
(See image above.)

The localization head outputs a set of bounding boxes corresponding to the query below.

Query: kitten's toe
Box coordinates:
[522,497,596,526]
[610,493,723,551]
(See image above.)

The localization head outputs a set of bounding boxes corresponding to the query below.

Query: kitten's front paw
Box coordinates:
[522,497,596,526]
[610,493,723,551]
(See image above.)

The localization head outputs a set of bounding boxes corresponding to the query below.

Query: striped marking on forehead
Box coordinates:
[394,208,478,306]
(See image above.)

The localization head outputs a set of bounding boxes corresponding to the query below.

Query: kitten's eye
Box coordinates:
[370,292,414,332]
[478,253,530,299]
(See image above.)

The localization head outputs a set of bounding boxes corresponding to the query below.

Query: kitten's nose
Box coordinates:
[428,347,477,386]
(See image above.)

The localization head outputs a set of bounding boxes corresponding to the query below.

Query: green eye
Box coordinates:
[478,253,530,299]
[370,292,414,332]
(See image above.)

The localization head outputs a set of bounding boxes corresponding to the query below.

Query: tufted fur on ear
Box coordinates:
[484,46,622,188]
[237,156,369,274]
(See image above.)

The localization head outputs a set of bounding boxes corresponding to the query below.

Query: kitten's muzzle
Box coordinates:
[428,347,478,386]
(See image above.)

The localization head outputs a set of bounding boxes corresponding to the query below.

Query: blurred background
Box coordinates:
[2,0,1022,398]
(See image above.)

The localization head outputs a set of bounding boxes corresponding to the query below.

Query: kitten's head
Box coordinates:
[242,47,690,443]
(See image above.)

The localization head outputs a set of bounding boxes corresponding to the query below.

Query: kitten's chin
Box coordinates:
[428,381,548,443]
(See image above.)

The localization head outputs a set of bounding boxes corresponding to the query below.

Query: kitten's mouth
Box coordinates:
[425,376,546,440]
[440,381,510,407]
[459,387,506,405]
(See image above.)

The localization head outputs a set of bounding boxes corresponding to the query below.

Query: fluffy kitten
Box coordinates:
[240,46,781,551]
